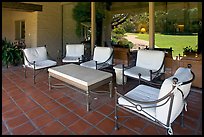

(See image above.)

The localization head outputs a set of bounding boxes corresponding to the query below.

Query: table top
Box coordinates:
[48,64,112,86]
[113,64,124,70]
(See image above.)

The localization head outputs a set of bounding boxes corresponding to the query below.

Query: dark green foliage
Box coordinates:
[2,38,23,67]
[72,2,106,41]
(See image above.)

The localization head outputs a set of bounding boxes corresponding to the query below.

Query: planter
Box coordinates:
[183,52,197,58]
[113,46,131,66]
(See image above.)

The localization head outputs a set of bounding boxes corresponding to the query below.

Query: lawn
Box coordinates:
[126,33,198,57]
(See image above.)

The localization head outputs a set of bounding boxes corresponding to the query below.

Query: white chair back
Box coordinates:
[23,46,47,66]
[65,44,84,57]
[156,67,193,125]
[93,47,113,65]
[136,50,165,72]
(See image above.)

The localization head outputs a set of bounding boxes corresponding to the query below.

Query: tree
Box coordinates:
[72,2,106,45]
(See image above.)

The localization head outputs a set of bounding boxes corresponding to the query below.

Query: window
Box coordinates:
[15,20,25,40]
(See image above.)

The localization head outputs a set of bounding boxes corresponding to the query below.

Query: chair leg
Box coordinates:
[180,110,184,127]
[33,69,36,84]
[24,66,27,78]
[114,87,119,130]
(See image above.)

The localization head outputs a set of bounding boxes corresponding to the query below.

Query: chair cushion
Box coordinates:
[65,44,84,57]
[23,47,48,66]
[62,56,81,63]
[136,50,165,73]
[118,84,160,121]
[80,60,110,70]
[26,59,57,70]
[124,66,157,81]
[93,47,113,65]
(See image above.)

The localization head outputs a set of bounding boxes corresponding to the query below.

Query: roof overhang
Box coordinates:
[2,2,42,12]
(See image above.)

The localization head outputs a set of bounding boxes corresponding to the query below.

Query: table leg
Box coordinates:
[109,81,113,98]
[86,91,90,111]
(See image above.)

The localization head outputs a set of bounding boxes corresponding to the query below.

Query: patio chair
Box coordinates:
[122,49,165,85]
[62,44,85,64]
[80,46,113,70]
[22,45,57,84]
[114,64,195,135]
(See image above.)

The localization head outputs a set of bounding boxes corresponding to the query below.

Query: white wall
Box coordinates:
[62,2,82,57]
[36,2,62,59]
[2,8,37,47]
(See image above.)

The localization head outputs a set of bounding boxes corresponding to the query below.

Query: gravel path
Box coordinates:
[124,34,158,50]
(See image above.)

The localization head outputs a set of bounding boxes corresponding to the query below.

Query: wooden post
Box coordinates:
[149,2,155,49]
[91,2,96,56]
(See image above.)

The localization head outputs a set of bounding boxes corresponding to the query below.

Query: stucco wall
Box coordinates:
[36,2,62,60]
[62,2,82,57]
[2,8,37,47]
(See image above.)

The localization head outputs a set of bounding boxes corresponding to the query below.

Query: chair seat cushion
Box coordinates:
[62,56,81,63]
[26,60,57,70]
[124,66,157,81]
[80,60,110,70]
[118,84,160,121]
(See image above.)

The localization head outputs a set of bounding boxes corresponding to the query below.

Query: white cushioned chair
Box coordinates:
[115,64,195,135]
[123,49,165,84]
[80,46,113,70]
[62,44,85,64]
[22,46,57,84]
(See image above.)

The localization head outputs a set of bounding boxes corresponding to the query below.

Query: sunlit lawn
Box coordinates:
[126,33,198,57]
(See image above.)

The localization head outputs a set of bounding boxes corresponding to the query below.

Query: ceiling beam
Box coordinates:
[2,2,42,12]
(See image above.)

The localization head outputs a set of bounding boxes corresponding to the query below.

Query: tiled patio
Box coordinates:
[2,65,202,135]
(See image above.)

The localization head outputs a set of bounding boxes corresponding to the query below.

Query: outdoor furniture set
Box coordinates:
[22,45,195,135]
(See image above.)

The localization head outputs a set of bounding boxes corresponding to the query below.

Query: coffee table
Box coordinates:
[48,64,113,111]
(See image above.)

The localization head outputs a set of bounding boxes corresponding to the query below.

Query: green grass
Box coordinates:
[126,33,198,57]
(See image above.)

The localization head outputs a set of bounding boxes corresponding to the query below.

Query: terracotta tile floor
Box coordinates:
[2,65,202,135]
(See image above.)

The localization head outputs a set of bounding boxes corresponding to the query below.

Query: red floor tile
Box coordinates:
[58,112,80,127]
[26,106,47,120]
[58,129,74,135]
[2,123,9,134]
[96,118,115,134]
[96,104,114,116]
[40,121,66,135]
[2,66,202,135]
[123,117,147,133]
[83,111,105,125]
[42,101,61,112]
[2,105,23,121]
[68,118,93,135]
[85,127,105,135]
[56,96,72,105]
[15,96,38,112]
[111,125,137,135]
[32,113,54,128]
[12,121,36,135]
[49,106,70,118]
[6,114,29,129]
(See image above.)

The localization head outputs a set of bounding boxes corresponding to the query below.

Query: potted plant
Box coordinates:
[2,38,23,68]
[183,45,197,57]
